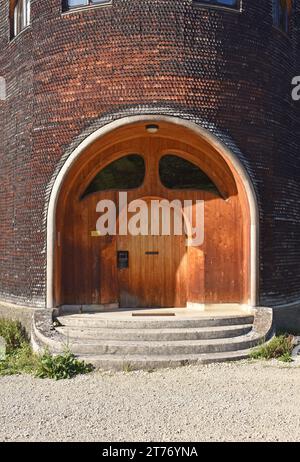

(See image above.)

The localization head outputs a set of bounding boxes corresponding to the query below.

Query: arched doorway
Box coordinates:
[48,118,258,309]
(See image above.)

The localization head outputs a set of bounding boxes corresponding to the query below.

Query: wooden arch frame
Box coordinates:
[57,122,238,205]
[47,116,259,309]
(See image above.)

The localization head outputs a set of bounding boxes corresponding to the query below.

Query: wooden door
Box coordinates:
[57,122,247,308]
[117,198,187,308]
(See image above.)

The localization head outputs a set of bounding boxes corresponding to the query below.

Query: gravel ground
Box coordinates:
[0,360,300,442]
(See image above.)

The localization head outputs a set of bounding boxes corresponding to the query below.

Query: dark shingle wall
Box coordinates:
[0,0,299,307]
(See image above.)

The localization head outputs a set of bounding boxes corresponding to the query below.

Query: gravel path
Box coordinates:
[0,361,300,442]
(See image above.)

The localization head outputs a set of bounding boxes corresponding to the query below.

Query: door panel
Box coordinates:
[117,199,187,308]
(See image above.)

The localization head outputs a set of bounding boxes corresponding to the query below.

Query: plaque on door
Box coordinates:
[117,251,129,269]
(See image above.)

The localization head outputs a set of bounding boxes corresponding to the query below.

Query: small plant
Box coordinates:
[0,318,28,354]
[250,335,294,362]
[0,343,39,376]
[0,319,39,376]
[35,349,94,380]
[278,352,293,363]
[0,318,93,380]
[123,362,133,373]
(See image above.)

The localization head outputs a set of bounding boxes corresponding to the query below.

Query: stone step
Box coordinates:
[56,324,253,341]
[32,307,274,371]
[78,349,252,371]
[46,333,263,356]
[56,314,254,330]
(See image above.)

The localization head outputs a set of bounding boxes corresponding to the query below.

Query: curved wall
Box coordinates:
[0,0,299,307]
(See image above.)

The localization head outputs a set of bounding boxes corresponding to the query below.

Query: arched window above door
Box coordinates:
[159,154,222,197]
[81,154,145,198]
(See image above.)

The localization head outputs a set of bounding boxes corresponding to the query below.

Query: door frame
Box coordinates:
[46,115,259,308]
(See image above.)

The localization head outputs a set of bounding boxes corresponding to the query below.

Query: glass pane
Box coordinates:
[195,0,238,8]
[82,154,145,198]
[159,155,221,196]
[67,0,108,6]
[14,5,18,36]
[68,0,89,7]
[273,0,291,33]
[25,0,31,27]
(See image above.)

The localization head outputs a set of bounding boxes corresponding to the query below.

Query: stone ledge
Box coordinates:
[252,307,274,340]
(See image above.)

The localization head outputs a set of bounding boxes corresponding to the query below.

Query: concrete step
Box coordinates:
[78,349,252,371]
[32,307,274,371]
[56,324,253,341]
[49,333,263,356]
[56,314,254,330]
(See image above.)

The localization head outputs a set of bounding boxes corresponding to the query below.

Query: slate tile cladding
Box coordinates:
[0,0,299,307]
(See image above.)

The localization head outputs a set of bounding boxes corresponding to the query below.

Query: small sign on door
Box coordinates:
[117,251,129,269]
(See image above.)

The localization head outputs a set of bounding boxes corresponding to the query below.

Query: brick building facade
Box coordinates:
[0,1,299,327]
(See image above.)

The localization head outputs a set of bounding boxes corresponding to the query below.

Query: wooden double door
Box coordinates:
[57,127,245,308]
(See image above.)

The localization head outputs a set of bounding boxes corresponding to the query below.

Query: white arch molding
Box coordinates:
[46,115,259,308]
